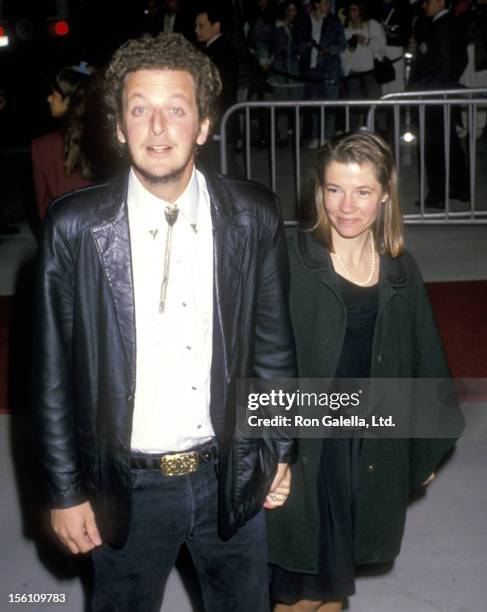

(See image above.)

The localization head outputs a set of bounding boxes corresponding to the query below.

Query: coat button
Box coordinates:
[126,394,133,401]
[377,354,383,363]
[367,464,376,473]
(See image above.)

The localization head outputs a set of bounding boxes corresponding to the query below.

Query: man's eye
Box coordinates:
[132,106,146,116]
[170,107,184,116]
[358,190,371,197]
[325,187,340,195]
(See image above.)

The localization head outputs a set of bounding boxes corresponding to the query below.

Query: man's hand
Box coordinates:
[264,463,291,510]
[51,501,102,554]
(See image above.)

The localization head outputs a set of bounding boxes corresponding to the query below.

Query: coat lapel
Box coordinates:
[90,175,137,390]
[206,172,249,386]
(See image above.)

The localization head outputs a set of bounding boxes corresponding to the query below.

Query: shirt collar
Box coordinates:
[433,8,449,21]
[206,33,222,47]
[128,166,199,230]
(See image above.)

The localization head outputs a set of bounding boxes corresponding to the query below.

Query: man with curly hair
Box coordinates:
[34,32,296,611]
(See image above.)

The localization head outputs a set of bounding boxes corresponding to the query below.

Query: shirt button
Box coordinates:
[186,345,192,350]
[182,302,187,307]
[192,386,197,390]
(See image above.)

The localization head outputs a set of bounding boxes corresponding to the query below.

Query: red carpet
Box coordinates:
[425,281,487,379]
[1,281,486,412]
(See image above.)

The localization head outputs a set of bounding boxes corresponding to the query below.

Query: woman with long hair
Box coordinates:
[268,131,463,611]
[31,64,107,220]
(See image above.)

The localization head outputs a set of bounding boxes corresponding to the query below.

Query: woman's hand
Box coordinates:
[264,464,292,509]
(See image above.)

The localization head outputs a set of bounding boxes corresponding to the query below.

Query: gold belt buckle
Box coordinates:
[160,451,199,476]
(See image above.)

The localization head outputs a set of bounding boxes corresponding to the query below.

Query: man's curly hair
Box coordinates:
[105,32,222,155]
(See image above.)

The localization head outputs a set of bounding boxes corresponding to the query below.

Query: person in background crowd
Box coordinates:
[138,0,165,37]
[222,1,255,116]
[195,5,239,170]
[33,32,295,612]
[247,0,278,147]
[31,64,106,221]
[409,0,470,207]
[248,0,277,70]
[267,130,464,612]
[380,0,413,94]
[161,0,194,38]
[195,7,238,123]
[340,2,386,127]
[268,1,305,146]
[135,0,194,39]
[460,0,487,137]
[295,0,346,149]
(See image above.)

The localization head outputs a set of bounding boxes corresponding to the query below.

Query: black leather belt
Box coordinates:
[130,441,218,476]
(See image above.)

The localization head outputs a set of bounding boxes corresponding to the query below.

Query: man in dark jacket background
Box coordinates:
[409,0,469,207]
[195,5,240,172]
[34,32,295,612]
[294,0,346,148]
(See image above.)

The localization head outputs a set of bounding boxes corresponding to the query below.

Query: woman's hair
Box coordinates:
[309,130,404,257]
[50,66,102,179]
[278,0,300,20]
[104,32,222,156]
[344,1,368,24]
[50,67,90,101]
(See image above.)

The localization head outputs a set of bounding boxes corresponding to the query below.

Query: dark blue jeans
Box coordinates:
[91,459,269,612]
[305,68,340,140]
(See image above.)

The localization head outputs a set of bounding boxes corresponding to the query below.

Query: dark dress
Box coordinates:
[271,274,378,604]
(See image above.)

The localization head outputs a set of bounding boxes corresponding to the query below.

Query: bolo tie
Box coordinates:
[159,203,179,313]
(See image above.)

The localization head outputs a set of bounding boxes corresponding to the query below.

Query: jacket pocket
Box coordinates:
[232,438,275,522]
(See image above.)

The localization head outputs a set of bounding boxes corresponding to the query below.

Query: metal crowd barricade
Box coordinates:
[219,92,487,225]
[368,88,487,223]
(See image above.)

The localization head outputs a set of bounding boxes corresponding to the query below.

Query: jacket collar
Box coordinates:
[92,163,236,225]
[95,170,129,223]
[294,228,408,289]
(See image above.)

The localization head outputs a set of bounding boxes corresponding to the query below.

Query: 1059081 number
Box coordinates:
[8,593,67,604]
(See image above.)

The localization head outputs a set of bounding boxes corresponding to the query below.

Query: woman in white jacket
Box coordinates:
[340,2,386,128]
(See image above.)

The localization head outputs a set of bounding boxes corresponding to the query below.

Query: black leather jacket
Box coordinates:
[33,169,297,548]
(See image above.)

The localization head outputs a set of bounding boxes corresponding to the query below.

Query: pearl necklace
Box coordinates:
[334,233,376,286]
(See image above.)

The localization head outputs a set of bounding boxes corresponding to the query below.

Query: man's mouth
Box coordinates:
[147,144,172,153]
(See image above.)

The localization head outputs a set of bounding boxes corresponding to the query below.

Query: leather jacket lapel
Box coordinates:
[90,175,136,390]
[206,171,249,385]
[212,216,249,384]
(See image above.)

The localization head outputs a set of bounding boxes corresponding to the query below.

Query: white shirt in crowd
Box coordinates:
[163,13,176,33]
[128,167,215,453]
[310,13,324,69]
[341,19,386,75]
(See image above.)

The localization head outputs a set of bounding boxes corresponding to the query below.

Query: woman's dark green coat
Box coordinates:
[267,231,464,572]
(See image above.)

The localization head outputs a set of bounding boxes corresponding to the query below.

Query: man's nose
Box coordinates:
[150,109,166,135]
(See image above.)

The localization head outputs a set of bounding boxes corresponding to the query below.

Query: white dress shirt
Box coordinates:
[128,167,214,453]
